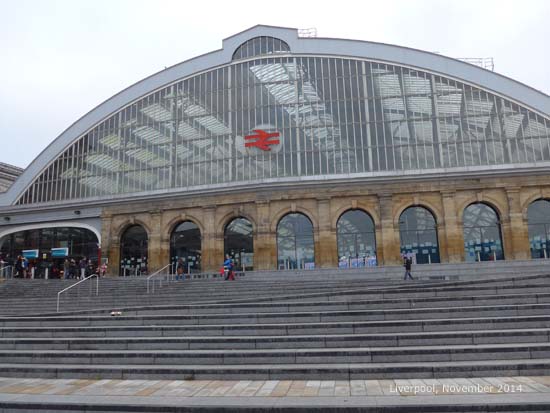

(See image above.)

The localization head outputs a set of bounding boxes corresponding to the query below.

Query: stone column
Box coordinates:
[147,210,163,273]
[254,200,274,270]
[104,221,121,277]
[201,206,218,272]
[100,213,119,277]
[100,214,110,272]
[159,229,170,274]
[441,191,464,263]
[378,194,400,265]
[316,198,337,268]
[506,187,530,260]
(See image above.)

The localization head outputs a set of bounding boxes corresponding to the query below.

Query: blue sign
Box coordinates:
[22,249,39,259]
[51,248,69,258]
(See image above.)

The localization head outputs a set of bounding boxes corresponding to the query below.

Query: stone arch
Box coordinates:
[169,218,203,274]
[118,222,150,275]
[163,214,205,239]
[456,195,507,225]
[115,219,152,240]
[397,204,441,264]
[218,210,257,237]
[275,210,316,270]
[270,206,318,234]
[462,201,505,261]
[521,190,550,220]
[332,204,378,231]
[393,201,443,228]
[335,208,378,266]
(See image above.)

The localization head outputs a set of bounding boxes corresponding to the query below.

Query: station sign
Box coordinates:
[51,247,69,258]
[244,129,280,151]
[22,249,39,259]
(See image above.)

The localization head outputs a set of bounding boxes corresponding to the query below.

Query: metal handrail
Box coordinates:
[0,265,13,279]
[57,274,99,312]
[146,264,171,294]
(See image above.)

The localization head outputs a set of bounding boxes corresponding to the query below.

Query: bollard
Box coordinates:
[45,268,49,279]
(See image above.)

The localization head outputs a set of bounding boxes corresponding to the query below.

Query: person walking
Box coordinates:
[63,259,70,279]
[15,256,23,278]
[176,258,185,281]
[223,254,235,281]
[403,254,414,280]
[69,259,76,279]
[79,257,87,279]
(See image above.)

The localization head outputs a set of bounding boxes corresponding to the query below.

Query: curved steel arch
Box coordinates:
[0,222,101,246]
[2,25,549,207]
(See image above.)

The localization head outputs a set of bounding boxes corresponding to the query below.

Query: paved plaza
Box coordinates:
[1,376,550,410]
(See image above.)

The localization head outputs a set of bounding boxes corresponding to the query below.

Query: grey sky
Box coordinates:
[1,0,548,169]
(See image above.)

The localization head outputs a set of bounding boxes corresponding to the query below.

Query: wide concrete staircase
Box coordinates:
[0,259,549,316]
[1,260,550,411]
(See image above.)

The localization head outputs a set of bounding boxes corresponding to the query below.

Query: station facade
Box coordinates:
[0,25,549,276]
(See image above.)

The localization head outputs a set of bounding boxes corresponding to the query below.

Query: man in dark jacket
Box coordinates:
[403,255,414,280]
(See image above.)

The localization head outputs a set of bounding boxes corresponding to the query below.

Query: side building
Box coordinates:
[0,163,22,193]
[1,25,550,276]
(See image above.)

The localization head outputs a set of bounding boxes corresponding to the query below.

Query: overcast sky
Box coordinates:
[1,0,549,169]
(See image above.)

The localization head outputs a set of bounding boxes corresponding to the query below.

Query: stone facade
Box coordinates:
[101,174,550,274]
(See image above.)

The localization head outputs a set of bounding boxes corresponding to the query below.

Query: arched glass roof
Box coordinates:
[3,26,549,207]
[14,55,550,205]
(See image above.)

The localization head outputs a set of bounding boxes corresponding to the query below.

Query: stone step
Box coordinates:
[1,396,549,413]
[47,290,550,317]
[2,314,550,338]
[1,358,550,380]
[3,342,550,365]
[0,328,548,350]
[8,290,550,321]
[2,269,548,299]
[2,303,550,327]
[5,278,550,317]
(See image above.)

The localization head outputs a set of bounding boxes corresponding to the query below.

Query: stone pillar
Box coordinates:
[506,188,530,260]
[159,226,170,276]
[378,194,400,265]
[254,200,274,270]
[147,211,163,273]
[101,214,118,277]
[441,191,464,263]
[108,239,120,277]
[316,198,337,268]
[201,206,218,272]
[98,214,115,276]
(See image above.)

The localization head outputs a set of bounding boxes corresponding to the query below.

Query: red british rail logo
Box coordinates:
[244,129,280,151]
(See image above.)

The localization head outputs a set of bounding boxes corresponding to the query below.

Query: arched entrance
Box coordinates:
[224,217,254,271]
[527,199,550,259]
[276,213,315,270]
[170,221,201,274]
[463,203,504,262]
[0,226,99,278]
[399,206,440,264]
[120,225,148,276]
[337,209,377,267]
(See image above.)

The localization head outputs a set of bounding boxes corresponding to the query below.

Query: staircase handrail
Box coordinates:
[0,265,13,279]
[146,264,171,294]
[57,274,99,312]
